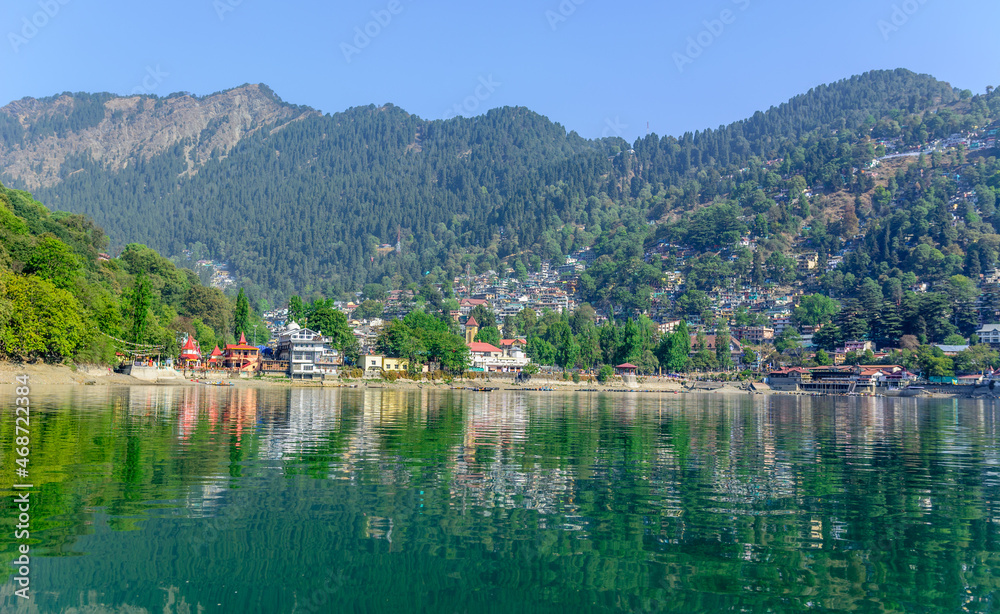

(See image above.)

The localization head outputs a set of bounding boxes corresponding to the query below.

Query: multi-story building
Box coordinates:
[731,326,775,345]
[276,323,337,380]
[977,323,1000,347]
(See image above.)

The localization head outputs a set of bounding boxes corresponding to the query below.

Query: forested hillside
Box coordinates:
[0,182,256,364]
[0,69,989,304]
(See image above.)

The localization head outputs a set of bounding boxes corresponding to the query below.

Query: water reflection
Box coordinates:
[1,388,999,613]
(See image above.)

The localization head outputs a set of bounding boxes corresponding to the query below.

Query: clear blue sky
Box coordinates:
[1,0,997,141]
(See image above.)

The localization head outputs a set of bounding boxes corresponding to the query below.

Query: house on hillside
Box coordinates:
[689,334,743,361]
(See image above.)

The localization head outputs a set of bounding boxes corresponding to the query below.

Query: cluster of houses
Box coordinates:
[178,322,342,380]
[179,314,536,380]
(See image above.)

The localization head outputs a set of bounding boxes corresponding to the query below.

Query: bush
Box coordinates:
[572,372,581,383]
[597,365,615,384]
[340,367,364,379]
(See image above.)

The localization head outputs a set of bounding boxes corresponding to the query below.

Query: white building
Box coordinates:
[977,324,1000,347]
[277,323,339,380]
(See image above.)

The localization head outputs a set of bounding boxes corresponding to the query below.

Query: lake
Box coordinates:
[2,386,999,613]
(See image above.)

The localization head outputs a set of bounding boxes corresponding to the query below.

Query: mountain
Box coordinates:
[0,69,973,302]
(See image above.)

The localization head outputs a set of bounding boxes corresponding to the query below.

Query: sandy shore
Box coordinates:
[0,362,725,393]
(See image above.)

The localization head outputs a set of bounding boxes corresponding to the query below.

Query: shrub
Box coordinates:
[572,372,581,383]
[597,365,614,384]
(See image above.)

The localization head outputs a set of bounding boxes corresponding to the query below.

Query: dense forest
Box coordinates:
[0,181,267,364]
[0,69,981,305]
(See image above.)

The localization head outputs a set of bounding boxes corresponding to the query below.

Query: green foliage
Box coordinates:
[125,271,153,345]
[353,300,384,321]
[375,309,469,374]
[0,271,85,362]
[794,295,841,327]
[597,364,614,383]
[233,288,250,339]
[25,235,79,290]
[474,325,501,347]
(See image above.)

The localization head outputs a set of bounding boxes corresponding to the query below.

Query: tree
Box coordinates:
[307,301,359,364]
[692,331,716,371]
[774,326,802,353]
[658,321,691,373]
[362,283,387,302]
[288,296,305,324]
[715,324,733,370]
[794,294,840,327]
[812,324,842,351]
[0,272,86,362]
[233,288,250,340]
[597,364,615,383]
[25,236,79,290]
[469,304,498,329]
[126,271,153,345]
[814,349,833,366]
[474,325,501,347]
[954,345,999,374]
[353,300,384,320]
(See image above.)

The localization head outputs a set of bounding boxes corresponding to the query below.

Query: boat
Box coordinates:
[899,386,925,397]
[199,380,234,387]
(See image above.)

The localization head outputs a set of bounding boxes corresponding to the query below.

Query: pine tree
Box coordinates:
[233,288,250,339]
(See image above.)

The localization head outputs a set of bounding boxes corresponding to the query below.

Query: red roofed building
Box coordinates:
[467,340,531,373]
[207,346,224,367]
[615,363,638,376]
[224,333,260,372]
[179,335,201,368]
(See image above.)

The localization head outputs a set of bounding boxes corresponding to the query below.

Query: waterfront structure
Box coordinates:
[179,336,201,368]
[467,340,531,373]
[224,333,260,372]
[276,322,337,380]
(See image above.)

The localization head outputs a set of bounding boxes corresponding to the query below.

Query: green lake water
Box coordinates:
[1,387,999,613]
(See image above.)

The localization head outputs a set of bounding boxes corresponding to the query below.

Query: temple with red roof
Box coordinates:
[207,346,224,366]
[178,335,201,367]
[224,333,260,371]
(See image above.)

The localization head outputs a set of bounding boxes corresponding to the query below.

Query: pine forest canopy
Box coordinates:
[0,69,988,304]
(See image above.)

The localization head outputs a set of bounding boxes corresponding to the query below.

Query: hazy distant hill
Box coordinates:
[0,69,965,301]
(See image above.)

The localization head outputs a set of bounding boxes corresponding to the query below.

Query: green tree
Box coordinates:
[233,288,250,340]
[25,236,79,290]
[353,300,384,320]
[715,323,733,370]
[474,325,501,347]
[469,304,498,329]
[794,294,840,327]
[814,349,833,366]
[0,272,86,362]
[126,271,153,345]
[288,296,305,324]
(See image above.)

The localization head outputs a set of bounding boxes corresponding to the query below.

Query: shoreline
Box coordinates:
[0,362,983,399]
